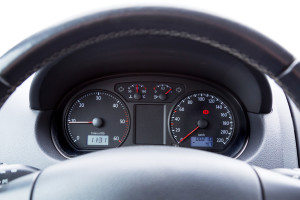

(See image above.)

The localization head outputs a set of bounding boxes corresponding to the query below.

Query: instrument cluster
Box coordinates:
[53,75,248,158]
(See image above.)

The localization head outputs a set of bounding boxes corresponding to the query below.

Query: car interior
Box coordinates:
[0,6,300,200]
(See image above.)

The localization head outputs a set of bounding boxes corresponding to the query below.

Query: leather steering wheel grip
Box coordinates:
[1,7,300,200]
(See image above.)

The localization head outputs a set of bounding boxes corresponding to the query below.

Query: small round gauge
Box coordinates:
[153,84,172,100]
[64,90,130,150]
[170,92,239,152]
[127,84,147,100]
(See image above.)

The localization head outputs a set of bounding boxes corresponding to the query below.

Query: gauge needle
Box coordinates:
[165,88,172,94]
[136,84,139,93]
[68,121,93,124]
[179,126,200,143]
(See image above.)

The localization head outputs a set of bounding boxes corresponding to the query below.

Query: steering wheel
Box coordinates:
[1,7,300,200]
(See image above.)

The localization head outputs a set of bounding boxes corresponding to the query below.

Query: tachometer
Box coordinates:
[64,90,130,150]
[170,92,235,151]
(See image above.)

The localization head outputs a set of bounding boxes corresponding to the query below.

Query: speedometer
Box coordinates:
[170,92,237,152]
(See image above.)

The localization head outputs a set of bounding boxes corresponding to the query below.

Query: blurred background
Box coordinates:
[1,0,299,57]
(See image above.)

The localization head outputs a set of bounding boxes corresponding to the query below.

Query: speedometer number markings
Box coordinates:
[170,92,235,150]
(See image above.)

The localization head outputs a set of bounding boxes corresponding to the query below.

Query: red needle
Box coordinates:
[179,126,200,143]
[165,88,172,94]
[136,84,139,93]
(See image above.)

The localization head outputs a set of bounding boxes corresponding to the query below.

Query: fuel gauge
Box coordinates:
[153,84,172,100]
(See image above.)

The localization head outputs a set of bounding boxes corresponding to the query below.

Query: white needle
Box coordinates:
[68,121,92,124]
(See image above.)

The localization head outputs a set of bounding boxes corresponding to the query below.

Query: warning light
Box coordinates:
[203,110,210,114]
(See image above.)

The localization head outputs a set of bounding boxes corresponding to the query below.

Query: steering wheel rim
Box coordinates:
[0,7,299,109]
[0,7,300,200]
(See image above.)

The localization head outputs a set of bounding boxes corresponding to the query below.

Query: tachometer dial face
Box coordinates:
[170,92,235,151]
[64,91,130,150]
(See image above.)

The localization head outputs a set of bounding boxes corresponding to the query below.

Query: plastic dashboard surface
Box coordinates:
[53,74,248,158]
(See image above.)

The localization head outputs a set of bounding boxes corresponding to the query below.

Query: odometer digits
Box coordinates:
[64,90,130,150]
[170,92,235,151]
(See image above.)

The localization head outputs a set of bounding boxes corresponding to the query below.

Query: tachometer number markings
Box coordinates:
[64,91,130,150]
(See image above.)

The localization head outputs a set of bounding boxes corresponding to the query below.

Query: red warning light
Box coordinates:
[203,110,210,115]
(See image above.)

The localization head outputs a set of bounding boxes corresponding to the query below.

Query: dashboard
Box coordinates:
[0,6,298,173]
[53,75,248,158]
[1,5,300,199]
[0,70,297,170]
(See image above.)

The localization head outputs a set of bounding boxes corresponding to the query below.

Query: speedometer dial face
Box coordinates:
[170,92,235,151]
[64,90,130,150]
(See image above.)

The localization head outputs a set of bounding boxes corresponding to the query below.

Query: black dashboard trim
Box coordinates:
[29,35,272,113]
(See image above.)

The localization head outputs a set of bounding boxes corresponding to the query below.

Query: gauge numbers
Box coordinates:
[170,92,235,151]
[64,91,130,150]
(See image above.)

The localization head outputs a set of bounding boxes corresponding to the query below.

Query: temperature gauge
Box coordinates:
[127,84,147,100]
[115,83,148,102]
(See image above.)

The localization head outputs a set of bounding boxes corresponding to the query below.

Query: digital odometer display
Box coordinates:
[170,92,235,151]
[191,137,213,147]
[87,135,109,146]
